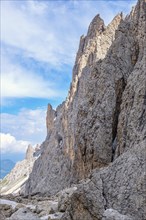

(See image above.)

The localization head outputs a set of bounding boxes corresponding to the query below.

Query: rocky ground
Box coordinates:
[0,196,61,219]
[0,186,77,220]
[0,183,134,220]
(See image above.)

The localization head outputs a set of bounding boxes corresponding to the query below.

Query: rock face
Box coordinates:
[46,104,56,136]
[25,0,145,219]
[57,187,77,212]
[61,141,145,220]
[25,11,123,197]
[102,209,133,220]
[8,207,40,220]
[0,145,37,195]
[25,144,35,160]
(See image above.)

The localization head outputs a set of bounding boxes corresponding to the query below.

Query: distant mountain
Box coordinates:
[0,159,15,179]
[0,144,40,195]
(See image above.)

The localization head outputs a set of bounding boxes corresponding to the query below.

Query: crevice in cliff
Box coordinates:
[68,211,74,220]
[100,174,108,210]
[111,77,126,162]
[138,91,146,130]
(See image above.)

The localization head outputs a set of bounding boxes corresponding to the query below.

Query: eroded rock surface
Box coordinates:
[25,144,35,161]
[25,8,123,197]
[23,0,145,219]
[8,207,40,220]
[61,141,145,220]
[0,195,64,220]
[0,145,38,195]
[58,187,77,212]
[102,209,133,220]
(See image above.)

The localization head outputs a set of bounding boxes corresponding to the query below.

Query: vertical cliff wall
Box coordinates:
[61,1,146,219]
[25,1,146,210]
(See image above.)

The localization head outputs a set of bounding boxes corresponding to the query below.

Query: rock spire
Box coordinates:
[24,1,146,219]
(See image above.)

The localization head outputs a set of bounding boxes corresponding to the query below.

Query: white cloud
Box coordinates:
[1,0,136,67]
[1,54,65,99]
[1,0,136,102]
[26,1,48,15]
[0,133,30,153]
[1,108,47,144]
[1,0,77,66]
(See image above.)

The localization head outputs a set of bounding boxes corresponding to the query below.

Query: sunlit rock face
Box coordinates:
[25,144,35,161]
[24,1,146,219]
[25,11,123,197]
[0,145,38,195]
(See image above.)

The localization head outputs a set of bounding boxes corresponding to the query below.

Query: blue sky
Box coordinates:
[1,0,136,162]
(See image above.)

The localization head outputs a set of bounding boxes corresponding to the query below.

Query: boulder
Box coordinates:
[8,207,40,220]
[102,209,133,220]
[58,187,77,212]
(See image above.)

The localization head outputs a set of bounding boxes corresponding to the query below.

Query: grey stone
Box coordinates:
[0,144,39,195]
[8,207,40,220]
[61,174,105,220]
[25,144,34,161]
[24,8,123,198]
[0,204,13,218]
[0,212,6,220]
[102,209,133,220]
[48,212,64,220]
[36,200,58,217]
[16,0,146,220]
[61,141,145,220]
[58,187,77,212]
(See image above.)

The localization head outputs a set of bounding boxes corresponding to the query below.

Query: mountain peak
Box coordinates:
[25,144,34,161]
[87,14,105,37]
[2,1,145,219]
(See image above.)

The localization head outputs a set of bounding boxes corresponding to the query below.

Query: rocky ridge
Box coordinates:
[24,1,145,219]
[1,0,145,220]
[0,145,39,195]
[25,11,124,197]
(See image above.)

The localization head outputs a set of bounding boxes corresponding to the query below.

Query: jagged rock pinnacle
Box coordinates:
[24,1,145,219]
[46,104,56,135]
[87,14,105,37]
[25,144,34,161]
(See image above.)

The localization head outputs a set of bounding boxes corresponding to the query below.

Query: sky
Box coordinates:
[1,0,136,163]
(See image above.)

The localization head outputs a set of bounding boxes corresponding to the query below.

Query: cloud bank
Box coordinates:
[0,133,30,153]
[1,108,46,144]
[1,54,65,99]
[1,0,136,101]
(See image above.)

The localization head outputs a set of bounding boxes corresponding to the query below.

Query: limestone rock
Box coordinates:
[35,200,58,217]
[46,104,56,136]
[0,204,14,218]
[0,145,37,195]
[61,174,105,220]
[25,144,34,160]
[61,141,145,220]
[0,213,5,220]
[101,142,145,220]
[102,209,133,220]
[48,213,64,220]
[24,1,146,220]
[8,207,40,220]
[25,8,123,197]
[58,187,77,212]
